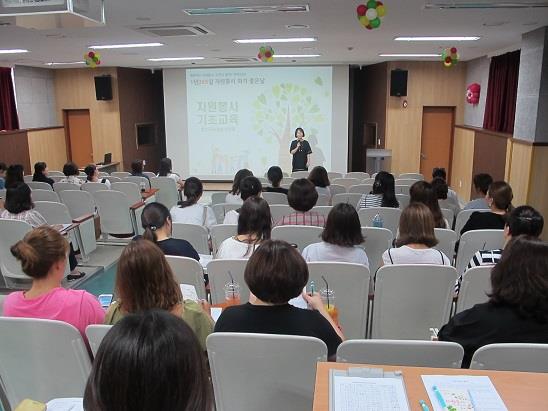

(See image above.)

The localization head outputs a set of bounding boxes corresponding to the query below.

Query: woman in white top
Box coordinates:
[222,176,262,225]
[170,177,216,230]
[59,162,84,186]
[358,171,399,209]
[302,203,369,270]
[382,203,451,266]
[216,197,271,259]
[84,164,111,189]
[225,169,253,204]
[157,157,184,190]
[308,166,331,198]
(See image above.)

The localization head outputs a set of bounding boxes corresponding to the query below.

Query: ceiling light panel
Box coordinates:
[395,36,480,41]
[424,2,548,9]
[89,43,164,49]
[184,5,309,15]
[379,53,442,57]
[234,37,316,44]
[147,57,205,61]
[0,49,28,54]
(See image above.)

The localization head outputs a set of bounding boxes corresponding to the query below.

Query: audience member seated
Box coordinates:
[59,162,83,186]
[0,161,6,189]
[214,239,344,359]
[460,181,513,235]
[170,177,216,230]
[308,166,331,198]
[32,161,55,187]
[410,180,448,228]
[464,173,493,210]
[302,203,369,269]
[382,203,451,266]
[84,310,212,411]
[157,157,183,189]
[130,159,149,181]
[223,176,262,224]
[275,178,326,227]
[264,165,288,195]
[104,239,213,350]
[84,164,111,188]
[225,168,253,204]
[432,167,461,215]
[4,164,24,188]
[140,202,199,261]
[358,171,399,209]
[217,197,271,259]
[439,236,548,368]
[3,226,104,338]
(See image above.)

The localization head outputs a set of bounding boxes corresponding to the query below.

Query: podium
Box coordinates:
[366,149,392,174]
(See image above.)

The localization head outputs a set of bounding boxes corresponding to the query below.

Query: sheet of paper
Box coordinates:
[289,294,308,309]
[180,283,199,302]
[210,307,223,322]
[332,376,410,411]
[46,398,84,411]
[422,375,508,411]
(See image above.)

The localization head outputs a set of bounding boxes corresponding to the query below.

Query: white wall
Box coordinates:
[463,57,490,127]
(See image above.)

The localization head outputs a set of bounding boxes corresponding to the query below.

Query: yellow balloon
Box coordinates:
[377,5,386,17]
[359,15,370,26]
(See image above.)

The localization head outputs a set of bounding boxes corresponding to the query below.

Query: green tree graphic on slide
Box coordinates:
[253,79,327,171]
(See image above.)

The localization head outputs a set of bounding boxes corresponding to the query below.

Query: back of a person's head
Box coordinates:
[62,162,79,177]
[239,176,262,201]
[84,309,212,411]
[230,168,253,195]
[84,164,97,180]
[431,177,448,200]
[116,239,181,313]
[308,166,330,188]
[506,206,544,237]
[287,178,318,212]
[267,166,283,187]
[10,226,68,279]
[490,236,548,322]
[179,177,203,207]
[5,164,24,188]
[34,162,47,175]
[245,239,308,304]
[131,159,144,174]
[322,203,364,247]
[473,173,493,195]
[238,197,272,240]
[372,171,398,207]
[158,158,172,176]
[488,181,513,212]
[410,180,444,227]
[397,202,438,248]
[5,182,33,214]
[432,167,447,180]
[141,202,171,242]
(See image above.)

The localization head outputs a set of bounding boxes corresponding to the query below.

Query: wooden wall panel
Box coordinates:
[27,127,67,171]
[0,130,31,173]
[528,146,548,241]
[54,68,123,167]
[451,127,475,202]
[472,132,507,183]
[385,61,466,176]
[507,141,533,206]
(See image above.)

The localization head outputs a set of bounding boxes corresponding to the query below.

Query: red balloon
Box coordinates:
[357,4,367,15]
[451,47,457,54]
[265,51,272,58]
[88,51,95,58]
[257,53,262,59]
[96,60,101,65]
[445,56,452,63]
[366,24,373,30]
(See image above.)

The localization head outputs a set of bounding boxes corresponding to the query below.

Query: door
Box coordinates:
[420,107,455,183]
[65,109,93,166]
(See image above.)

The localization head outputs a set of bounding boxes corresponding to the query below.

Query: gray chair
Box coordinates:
[327,172,344,180]
[123,176,150,190]
[85,324,113,357]
[269,204,293,224]
[358,207,401,238]
[262,191,288,205]
[346,172,370,180]
[81,182,109,194]
[31,189,60,202]
[26,181,53,191]
[434,228,458,262]
[110,171,131,178]
[23,175,33,182]
[53,182,80,192]
[395,178,420,186]
[441,208,455,229]
[455,229,505,274]
[271,225,323,251]
[328,184,347,196]
[94,190,142,237]
[331,178,360,190]
[207,259,249,304]
[0,219,33,286]
[111,181,142,205]
[394,185,410,195]
[399,173,424,180]
[291,171,309,178]
[151,176,179,209]
[212,203,240,225]
[172,223,210,255]
[210,224,238,257]
[165,255,207,300]
[456,265,492,313]
[470,343,548,372]
[348,184,373,195]
[315,194,330,206]
[143,171,156,180]
[361,227,393,276]
[310,205,332,219]
[46,170,65,177]
[454,209,490,236]
[211,192,229,205]
[59,190,96,220]
[331,193,362,209]
[396,194,410,209]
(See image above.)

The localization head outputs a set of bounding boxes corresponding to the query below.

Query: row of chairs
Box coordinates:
[289,171,424,181]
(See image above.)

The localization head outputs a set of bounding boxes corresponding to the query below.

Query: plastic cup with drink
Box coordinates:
[224,282,241,306]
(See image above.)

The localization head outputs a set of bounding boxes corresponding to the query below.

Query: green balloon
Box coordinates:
[370,17,381,28]
[259,46,266,53]
[367,0,377,8]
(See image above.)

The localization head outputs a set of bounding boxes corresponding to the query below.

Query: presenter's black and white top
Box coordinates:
[289,139,312,172]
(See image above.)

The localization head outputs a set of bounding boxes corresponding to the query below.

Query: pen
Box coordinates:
[432,386,450,411]
[419,400,430,411]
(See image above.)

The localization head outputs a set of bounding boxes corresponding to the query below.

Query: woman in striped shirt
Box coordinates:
[358,171,399,209]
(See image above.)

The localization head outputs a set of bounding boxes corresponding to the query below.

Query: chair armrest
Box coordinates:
[72,213,94,224]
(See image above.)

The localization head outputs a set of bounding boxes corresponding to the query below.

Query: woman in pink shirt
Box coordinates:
[3,226,104,337]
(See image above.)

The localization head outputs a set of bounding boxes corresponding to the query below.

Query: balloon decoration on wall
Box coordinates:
[84,51,101,68]
[356,1,386,30]
[257,46,275,63]
[466,83,481,105]
[442,47,459,68]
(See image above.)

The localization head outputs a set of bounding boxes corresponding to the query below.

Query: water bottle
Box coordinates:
[372,214,383,228]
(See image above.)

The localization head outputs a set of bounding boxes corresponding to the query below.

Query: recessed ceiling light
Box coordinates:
[523,21,539,26]
[45,61,85,66]
[379,53,442,57]
[286,24,311,29]
[483,21,509,27]
[136,17,151,21]
[184,5,309,15]
[425,1,548,9]
[89,43,164,49]
[234,37,317,44]
[146,57,205,62]
[395,36,480,41]
[0,49,28,54]
[273,54,321,58]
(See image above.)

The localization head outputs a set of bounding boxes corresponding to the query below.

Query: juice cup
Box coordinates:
[224,282,241,306]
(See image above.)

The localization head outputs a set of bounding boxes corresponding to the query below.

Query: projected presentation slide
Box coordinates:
[186,66,332,178]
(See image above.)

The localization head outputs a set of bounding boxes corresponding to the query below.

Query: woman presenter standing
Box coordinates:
[289,127,312,172]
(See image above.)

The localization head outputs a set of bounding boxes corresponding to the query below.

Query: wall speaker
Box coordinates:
[94,75,112,101]
[390,69,408,97]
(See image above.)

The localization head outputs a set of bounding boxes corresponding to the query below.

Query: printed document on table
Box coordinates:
[180,283,199,302]
[331,376,410,411]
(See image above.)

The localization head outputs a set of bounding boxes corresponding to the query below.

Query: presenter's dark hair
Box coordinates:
[141,202,171,243]
[410,181,445,228]
[506,205,543,237]
[158,158,173,177]
[5,182,34,214]
[432,167,447,180]
[63,162,79,177]
[84,164,98,181]
[34,162,47,175]
[372,171,399,208]
[294,127,305,138]
[288,178,318,212]
[83,309,212,411]
[308,166,330,188]
[473,173,493,195]
[239,176,262,201]
[229,169,253,195]
[131,159,144,174]
[5,164,24,188]
[267,166,283,188]
[178,177,203,208]
[238,197,272,241]
[322,203,364,247]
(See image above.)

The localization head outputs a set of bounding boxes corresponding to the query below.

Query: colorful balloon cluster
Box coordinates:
[257,46,275,63]
[84,51,101,68]
[442,47,459,68]
[356,1,386,30]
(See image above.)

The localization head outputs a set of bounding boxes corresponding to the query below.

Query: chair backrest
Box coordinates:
[26,181,53,191]
[23,175,33,182]
[59,190,95,219]
[271,225,323,251]
[110,171,131,178]
[327,171,343,180]
[262,191,288,205]
[47,170,65,177]
[212,203,241,224]
[0,317,91,408]
[331,193,362,209]
[470,343,548,372]
[123,176,150,190]
[269,204,293,224]
[281,177,295,186]
[211,192,229,205]
[143,171,156,179]
[0,219,33,282]
[172,222,210,254]
[328,184,346,196]
[362,177,375,185]
[106,175,121,183]
[455,229,505,274]
[394,185,410,195]
[111,182,142,206]
[454,209,490,236]
[307,262,370,339]
[31,189,59,202]
[310,206,332,219]
[210,224,238,257]
[433,228,458,261]
[207,259,249,304]
[358,207,401,238]
[396,194,410,209]
[53,182,80,193]
[33,201,72,225]
[361,227,393,276]
[150,177,179,209]
[93,190,135,235]
[456,265,492,313]
[331,178,360,189]
[81,182,109,194]
[399,173,424,180]
[395,178,419,186]
[207,333,327,411]
[372,265,457,339]
[337,339,463,368]
[345,172,370,180]
[291,170,309,178]
[348,184,373,195]
[315,194,330,206]
[441,208,455,229]
[85,324,112,357]
[165,255,207,300]
[257,177,269,184]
